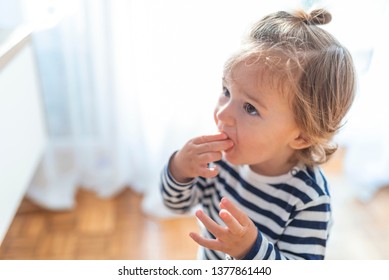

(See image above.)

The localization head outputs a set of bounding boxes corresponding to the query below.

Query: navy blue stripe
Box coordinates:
[263,243,273,259]
[289,219,328,230]
[270,183,312,204]
[161,187,186,200]
[211,202,220,219]
[319,170,330,196]
[166,167,194,188]
[290,202,331,217]
[242,229,262,260]
[253,224,279,242]
[294,171,325,196]
[162,173,193,195]
[204,250,210,260]
[198,182,220,210]
[162,180,185,195]
[197,182,217,198]
[203,198,221,223]
[274,248,281,259]
[306,203,331,212]
[202,203,212,216]
[306,166,316,181]
[206,248,223,260]
[218,161,295,211]
[281,250,324,260]
[162,189,191,204]
[162,202,189,213]
[280,234,327,247]
[288,203,330,220]
[206,230,216,240]
[198,176,207,183]
[214,186,223,202]
[195,180,209,193]
[204,249,217,260]
[202,193,213,202]
[202,204,225,239]
[199,184,221,216]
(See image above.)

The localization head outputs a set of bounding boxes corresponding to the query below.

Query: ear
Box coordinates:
[289,133,311,150]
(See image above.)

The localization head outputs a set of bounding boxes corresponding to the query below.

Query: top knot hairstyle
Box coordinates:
[294,9,332,25]
[224,9,356,166]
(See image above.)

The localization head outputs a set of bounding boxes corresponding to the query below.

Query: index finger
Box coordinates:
[220,197,250,226]
[195,209,225,238]
[219,209,245,236]
[192,132,228,145]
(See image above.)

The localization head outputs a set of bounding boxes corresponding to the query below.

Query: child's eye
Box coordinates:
[244,103,259,116]
[222,87,230,97]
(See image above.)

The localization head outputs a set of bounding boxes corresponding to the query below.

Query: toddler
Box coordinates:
[161,9,356,260]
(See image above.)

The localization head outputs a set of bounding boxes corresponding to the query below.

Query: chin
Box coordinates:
[223,150,241,165]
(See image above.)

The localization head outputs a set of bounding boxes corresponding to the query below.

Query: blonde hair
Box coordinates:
[224,9,356,166]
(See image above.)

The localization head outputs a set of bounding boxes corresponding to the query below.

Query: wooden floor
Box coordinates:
[0,188,199,260]
[1,149,389,260]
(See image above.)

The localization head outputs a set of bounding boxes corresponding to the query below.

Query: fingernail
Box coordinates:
[219,209,229,218]
[217,131,227,137]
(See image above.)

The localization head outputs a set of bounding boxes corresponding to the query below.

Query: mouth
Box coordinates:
[224,145,234,154]
[220,131,234,153]
[217,124,236,153]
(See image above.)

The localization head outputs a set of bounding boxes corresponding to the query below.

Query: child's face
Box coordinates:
[214,61,305,176]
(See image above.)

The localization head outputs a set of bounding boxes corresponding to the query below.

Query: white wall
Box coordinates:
[0,40,47,244]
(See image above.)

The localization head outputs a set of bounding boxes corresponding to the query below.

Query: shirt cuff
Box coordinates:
[241,229,262,260]
[166,151,196,186]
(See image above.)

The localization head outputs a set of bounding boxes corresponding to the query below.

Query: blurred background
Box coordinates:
[0,0,388,259]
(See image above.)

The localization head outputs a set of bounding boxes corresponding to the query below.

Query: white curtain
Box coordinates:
[342,2,389,201]
[1,0,386,215]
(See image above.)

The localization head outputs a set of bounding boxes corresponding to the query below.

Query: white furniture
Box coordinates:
[0,26,47,244]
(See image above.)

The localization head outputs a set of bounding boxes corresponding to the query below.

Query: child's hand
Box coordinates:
[189,197,258,259]
[169,132,233,183]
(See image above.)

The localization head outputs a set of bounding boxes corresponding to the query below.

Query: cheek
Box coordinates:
[239,130,258,149]
[237,123,269,152]
[213,99,225,127]
[213,106,219,126]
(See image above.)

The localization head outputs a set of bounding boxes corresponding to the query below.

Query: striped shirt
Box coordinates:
[161,158,332,260]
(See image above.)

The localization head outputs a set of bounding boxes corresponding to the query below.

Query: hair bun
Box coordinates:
[295,9,332,25]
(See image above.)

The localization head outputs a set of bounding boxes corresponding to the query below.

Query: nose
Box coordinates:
[214,101,235,129]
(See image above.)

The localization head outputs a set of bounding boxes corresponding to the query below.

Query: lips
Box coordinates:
[218,130,235,153]
[224,144,234,154]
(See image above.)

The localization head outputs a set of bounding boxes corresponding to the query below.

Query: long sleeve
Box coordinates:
[241,196,331,260]
[160,163,202,214]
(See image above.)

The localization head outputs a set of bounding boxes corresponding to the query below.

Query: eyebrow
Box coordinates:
[223,77,268,111]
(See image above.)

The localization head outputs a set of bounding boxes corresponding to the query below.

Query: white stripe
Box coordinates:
[219,167,298,220]
[284,226,328,239]
[293,209,331,222]
[277,241,325,255]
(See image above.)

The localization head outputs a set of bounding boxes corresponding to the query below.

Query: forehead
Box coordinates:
[224,59,280,94]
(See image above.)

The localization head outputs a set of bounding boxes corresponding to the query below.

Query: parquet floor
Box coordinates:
[1,149,389,259]
[0,188,199,259]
